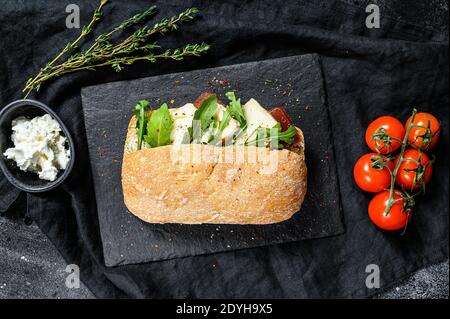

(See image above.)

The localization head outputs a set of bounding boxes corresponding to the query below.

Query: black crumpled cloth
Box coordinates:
[0,0,448,298]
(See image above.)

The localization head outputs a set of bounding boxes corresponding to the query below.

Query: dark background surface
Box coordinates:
[2,207,447,299]
[0,0,448,298]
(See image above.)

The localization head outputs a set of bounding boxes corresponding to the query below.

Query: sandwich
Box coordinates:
[122,91,307,224]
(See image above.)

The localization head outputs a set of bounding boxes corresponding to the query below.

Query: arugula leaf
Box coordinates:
[207,108,232,145]
[218,109,231,133]
[274,123,297,145]
[190,94,218,142]
[196,94,218,130]
[225,91,246,127]
[206,121,218,144]
[246,124,297,149]
[133,100,150,150]
[144,103,173,147]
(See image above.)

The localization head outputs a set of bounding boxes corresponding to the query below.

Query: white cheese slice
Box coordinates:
[169,103,197,145]
[237,98,277,144]
[243,98,277,131]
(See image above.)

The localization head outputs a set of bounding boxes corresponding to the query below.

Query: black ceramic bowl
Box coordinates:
[0,99,75,192]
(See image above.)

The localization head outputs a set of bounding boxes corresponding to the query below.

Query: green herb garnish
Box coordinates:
[225,92,246,127]
[217,109,231,133]
[133,100,150,150]
[275,124,297,145]
[144,103,173,147]
[190,94,218,142]
[206,109,233,145]
[23,1,209,98]
[247,124,297,149]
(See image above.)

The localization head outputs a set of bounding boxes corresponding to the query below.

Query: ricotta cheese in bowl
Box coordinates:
[3,114,71,181]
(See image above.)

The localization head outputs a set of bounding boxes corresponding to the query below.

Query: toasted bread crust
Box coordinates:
[121,116,307,224]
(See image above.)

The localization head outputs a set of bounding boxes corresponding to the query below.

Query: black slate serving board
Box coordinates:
[81,54,344,267]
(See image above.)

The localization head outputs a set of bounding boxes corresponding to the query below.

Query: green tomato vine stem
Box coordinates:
[382,109,418,217]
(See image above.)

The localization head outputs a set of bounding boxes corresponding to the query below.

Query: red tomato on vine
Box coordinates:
[354,153,394,193]
[368,190,410,231]
[405,112,441,150]
[365,116,405,154]
[395,149,433,192]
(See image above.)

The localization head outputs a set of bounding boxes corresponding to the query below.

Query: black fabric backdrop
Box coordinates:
[0,0,448,298]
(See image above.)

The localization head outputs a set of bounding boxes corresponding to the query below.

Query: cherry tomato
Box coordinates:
[354,153,394,193]
[395,149,432,191]
[405,112,441,150]
[368,190,410,231]
[365,116,405,154]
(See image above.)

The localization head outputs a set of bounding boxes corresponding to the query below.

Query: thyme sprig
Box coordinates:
[23,1,209,98]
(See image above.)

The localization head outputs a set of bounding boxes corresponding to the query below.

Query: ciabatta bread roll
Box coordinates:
[121,116,307,224]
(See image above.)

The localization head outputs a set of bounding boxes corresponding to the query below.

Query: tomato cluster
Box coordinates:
[354,112,440,231]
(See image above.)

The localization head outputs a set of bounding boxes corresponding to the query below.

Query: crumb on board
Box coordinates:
[207,77,230,88]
